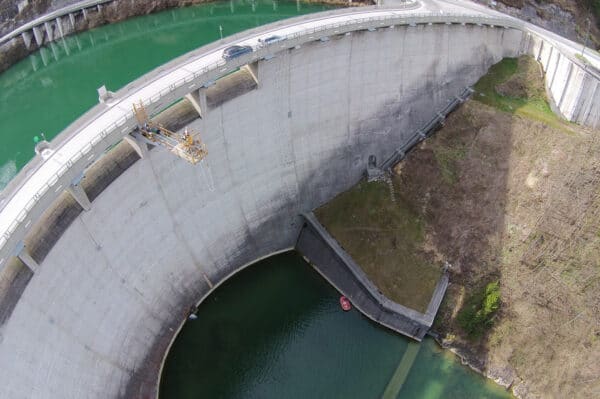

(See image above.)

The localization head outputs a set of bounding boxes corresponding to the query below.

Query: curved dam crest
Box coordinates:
[0,2,598,398]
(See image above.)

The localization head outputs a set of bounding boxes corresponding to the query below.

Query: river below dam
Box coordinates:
[1,1,513,398]
[161,252,511,398]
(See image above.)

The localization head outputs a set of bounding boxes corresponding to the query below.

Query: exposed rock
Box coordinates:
[475,0,599,48]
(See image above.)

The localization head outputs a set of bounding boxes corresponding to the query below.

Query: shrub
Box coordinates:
[458,281,501,338]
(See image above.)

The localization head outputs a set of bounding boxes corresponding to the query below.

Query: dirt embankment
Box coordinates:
[477,0,600,50]
[393,56,600,398]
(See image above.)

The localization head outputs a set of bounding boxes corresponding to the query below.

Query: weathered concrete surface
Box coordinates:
[0,20,523,398]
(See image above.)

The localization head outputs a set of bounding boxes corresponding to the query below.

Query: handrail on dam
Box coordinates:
[0,6,599,273]
[380,86,474,170]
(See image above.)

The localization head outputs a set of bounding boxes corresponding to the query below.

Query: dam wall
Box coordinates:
[0,12,525,398]
[0,3,599,398]
[527,33,600,128]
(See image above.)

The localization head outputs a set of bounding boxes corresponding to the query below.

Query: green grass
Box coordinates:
[458,281,501,339]
[315,179,441,313]
[473,57,574,133]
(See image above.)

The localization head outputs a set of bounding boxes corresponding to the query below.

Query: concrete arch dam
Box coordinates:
[0,3,598,398]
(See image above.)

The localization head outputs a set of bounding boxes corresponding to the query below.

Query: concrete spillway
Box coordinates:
[0,2,598,398]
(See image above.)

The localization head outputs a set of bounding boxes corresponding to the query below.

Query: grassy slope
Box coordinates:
[315,55,599,397]
[472,57,574,132]
[315,180,442,313]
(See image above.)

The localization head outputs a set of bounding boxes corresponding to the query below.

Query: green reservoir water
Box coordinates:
[1,2,512,397]
[161,252,512,399]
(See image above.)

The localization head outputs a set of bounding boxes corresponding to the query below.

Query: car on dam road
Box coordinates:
[222,45,253,60]
[258,35,284,46]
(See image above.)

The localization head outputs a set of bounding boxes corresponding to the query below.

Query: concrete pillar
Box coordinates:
[582,81,599,125]
[32,26,44,46]
[56,17,65,39]
[30,54,39,71]
[40,47,49,66]
[44,21,53,42]
[185,90,207,118]
[246,62,259,84]
[50,42,59,61]
[82,8,88,20]
[21,31,32,49]
[61,37,70,56]
[67,177,91,211]
[69,13,76,30]
[536,39,544,62]
[124,134,148,159]
[14,242,38,273]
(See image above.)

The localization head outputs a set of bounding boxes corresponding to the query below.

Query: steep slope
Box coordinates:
[393,56,600,398]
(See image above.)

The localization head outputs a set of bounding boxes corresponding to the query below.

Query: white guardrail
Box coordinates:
[0,8,592,270]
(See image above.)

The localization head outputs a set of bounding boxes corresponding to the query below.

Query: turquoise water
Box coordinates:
[0,0,333,188]
[1,3,513,397]
[161,252,512,399]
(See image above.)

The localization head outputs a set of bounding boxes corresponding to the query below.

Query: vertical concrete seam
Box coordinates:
[76,217,171,324]
[570,68,586,123]
[581,80,599,126]
[345,27,353,173]
[286,48,303,209]
[557,62,573,111]
[549,52,561,91]
[142,153,210,288]
[18,286,136,375]
[216,105,260,254]
[545,43,553,69]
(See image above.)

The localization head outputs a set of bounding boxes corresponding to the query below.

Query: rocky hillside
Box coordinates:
[479,0,600,49]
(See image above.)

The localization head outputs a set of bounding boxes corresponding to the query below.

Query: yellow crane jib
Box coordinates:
[132,101,208,165]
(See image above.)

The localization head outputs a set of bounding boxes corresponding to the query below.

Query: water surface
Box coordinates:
[161,252,512,399]
[0,0,333,188]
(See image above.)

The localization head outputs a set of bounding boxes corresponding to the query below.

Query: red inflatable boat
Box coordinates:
[339,296,352,311]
